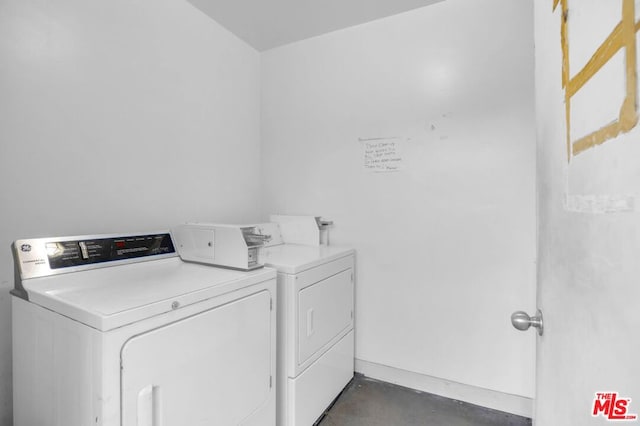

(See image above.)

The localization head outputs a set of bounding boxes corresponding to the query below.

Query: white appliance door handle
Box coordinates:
[138,385,161,426]
[307,308,314,337]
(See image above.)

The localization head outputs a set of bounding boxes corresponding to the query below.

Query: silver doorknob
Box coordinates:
[511,309,543,336]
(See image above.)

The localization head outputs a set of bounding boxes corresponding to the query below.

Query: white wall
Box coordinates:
[0,0,260,424]
[261,0,536,409]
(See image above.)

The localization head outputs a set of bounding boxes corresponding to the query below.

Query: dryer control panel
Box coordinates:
[13,232,176,280]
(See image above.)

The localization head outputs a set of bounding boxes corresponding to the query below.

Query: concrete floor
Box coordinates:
[317,375,532,426]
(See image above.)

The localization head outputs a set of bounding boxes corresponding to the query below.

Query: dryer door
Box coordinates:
[297,268,354,366]
[121,290,273,426]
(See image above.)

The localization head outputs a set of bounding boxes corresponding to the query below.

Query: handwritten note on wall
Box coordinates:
[361,138,403,173]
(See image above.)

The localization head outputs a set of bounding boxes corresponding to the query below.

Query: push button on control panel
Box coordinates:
[78,242,90,260]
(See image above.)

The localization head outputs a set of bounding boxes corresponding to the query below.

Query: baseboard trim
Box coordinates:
[354,358,533,418]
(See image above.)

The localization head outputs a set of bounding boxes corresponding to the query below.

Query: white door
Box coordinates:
[297,268,353,366]
[534,0,640,424]
[121,290,273,426]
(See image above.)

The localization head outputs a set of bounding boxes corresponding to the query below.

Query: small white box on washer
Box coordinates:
[172,223,270,271]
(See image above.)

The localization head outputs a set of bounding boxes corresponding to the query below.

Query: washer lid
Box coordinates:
[20,257,276,331]
[260,244,354,274]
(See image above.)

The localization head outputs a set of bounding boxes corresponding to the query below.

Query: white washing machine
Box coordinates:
[11,232,277,426]
[256,218,355,426]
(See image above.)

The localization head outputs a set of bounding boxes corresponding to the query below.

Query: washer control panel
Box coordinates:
[14,233,176,280]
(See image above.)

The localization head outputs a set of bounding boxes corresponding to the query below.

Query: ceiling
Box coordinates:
[186,0,445,51]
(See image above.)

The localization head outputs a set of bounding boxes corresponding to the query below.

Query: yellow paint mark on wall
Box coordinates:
[553,0,639,161]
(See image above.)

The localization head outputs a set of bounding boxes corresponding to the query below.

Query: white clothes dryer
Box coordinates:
[11,232,277,426]
[256,221,355,426]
